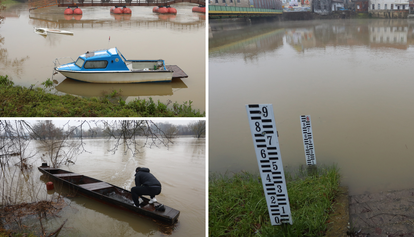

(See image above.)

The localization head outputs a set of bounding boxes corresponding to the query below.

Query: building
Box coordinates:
[354,0,369,12]
[369,0,408,11]
[313,0,332,14]
[331,0,344,11]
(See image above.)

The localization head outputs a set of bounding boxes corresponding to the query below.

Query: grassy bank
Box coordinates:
[0,75,204,117]
[209,165,341,236]
[1,0,20,7]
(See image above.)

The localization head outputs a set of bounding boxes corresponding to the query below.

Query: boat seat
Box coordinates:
[79,182,113,191]
[54,173,82,178]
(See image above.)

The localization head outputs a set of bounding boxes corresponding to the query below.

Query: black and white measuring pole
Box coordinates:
[300,115,316,165]
[246,104,292,225]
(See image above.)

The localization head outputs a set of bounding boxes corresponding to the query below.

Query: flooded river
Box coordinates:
[0,3,205,111]
[209,18,414,195]
[3,137,205,236]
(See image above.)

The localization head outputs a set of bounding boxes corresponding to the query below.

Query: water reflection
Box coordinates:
[53,77,188,98]
[209,18,414,196]
[209,19,414,58]
[0,35,29,76]
[209,22,284,60]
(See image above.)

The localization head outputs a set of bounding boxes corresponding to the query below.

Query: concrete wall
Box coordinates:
[368,9,409,18]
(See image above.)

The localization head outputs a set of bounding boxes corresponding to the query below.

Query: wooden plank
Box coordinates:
[54,173,82,178]
[166,65,188,79]
[79,182,113,191]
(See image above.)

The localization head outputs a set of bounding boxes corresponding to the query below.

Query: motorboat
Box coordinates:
[53,48,187,83]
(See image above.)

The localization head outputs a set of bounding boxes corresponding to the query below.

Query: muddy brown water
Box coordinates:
[0,3,205,112]
[209,18,414,196]
[1,137,205,236]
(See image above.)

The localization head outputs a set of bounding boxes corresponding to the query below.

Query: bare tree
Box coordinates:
[31,120,63,140]
[1,120,172,167]
[157,122,178,139]
[189,120,206,139]
[0,120,35,170]
[101,120,172,155]
[30,120,85,168]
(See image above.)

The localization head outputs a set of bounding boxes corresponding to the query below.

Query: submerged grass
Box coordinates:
[209,165,341,237]
[0,76,204,117]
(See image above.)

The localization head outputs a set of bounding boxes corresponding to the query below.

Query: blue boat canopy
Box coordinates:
[59,48,130,72]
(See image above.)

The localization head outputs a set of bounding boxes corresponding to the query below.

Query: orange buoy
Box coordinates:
[64,7,73,15]
[73,7,83,15]
[167,7,177,14]
[153,6,158,13]
[158,7,168,14]
[122,7,132,14]
[46,181,54,190]
[113,7,123,14]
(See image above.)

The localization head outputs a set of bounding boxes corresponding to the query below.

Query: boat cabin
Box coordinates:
[62,48,167,72]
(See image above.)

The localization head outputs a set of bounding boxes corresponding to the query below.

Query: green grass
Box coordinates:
[0,0,19,6]
[209,165,340,237]
[0,75,204,117]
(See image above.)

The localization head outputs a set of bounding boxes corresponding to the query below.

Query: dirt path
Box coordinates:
[349,188,414,237]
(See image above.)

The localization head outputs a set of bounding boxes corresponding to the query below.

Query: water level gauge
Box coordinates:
[300,115,316,165]
[246,104,292,225]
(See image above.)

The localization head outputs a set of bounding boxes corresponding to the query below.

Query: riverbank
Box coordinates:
[209,165,345,236]
[210,10,410,23]
[1,0,20,8]
[0,76,204,117]
[349,188,414,236]
[0,197,66,237]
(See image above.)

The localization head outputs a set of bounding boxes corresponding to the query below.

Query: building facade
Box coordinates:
[369,0,408,11]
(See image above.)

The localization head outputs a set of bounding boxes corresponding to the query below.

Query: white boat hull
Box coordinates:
[34,27,74,35]
[58,70,173,83]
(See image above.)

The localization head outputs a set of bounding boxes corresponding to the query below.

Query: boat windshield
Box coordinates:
[117,49,127,63]
[75,57,85,68]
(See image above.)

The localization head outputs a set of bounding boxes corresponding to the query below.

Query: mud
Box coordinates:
[349,188,414,237]
[326,186,350,237]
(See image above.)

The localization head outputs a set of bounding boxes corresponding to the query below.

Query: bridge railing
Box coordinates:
[209,5,283,14]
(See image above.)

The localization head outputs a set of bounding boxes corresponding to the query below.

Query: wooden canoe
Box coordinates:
[38,164,180,224]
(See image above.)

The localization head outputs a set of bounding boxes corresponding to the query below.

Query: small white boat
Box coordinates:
[34,27,74,36]
[53,48,187,83]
